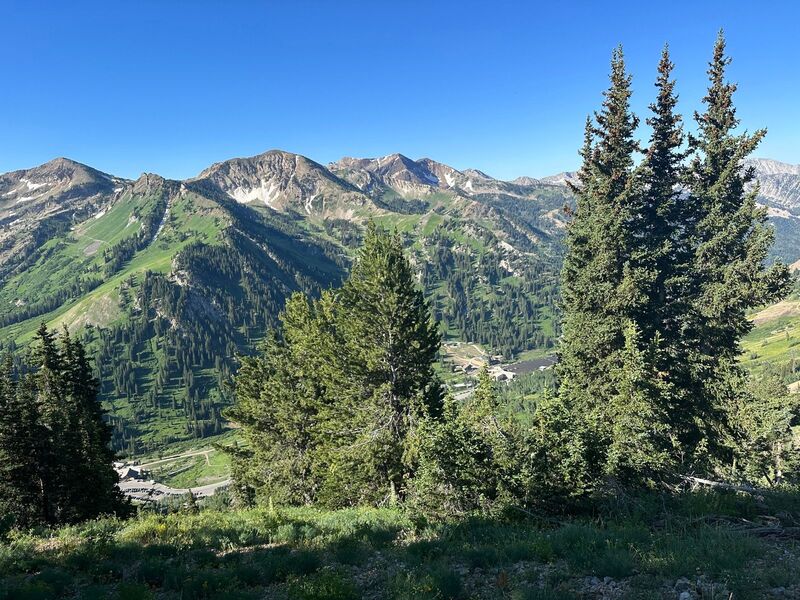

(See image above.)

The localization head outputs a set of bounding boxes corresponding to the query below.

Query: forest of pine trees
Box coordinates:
[229,34,799,515]
[0,325,128,528]
[0,34,797,529]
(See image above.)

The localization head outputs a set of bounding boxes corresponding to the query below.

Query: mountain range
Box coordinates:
[1,151,798,453]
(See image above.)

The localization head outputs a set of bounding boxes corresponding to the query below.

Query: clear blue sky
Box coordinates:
[2,1,798,180]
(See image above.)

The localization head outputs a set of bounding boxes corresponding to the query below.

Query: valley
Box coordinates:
[1,151,798,465]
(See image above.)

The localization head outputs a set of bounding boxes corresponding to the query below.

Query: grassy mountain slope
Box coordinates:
[0,151,571,454]
[1,150,797,455]
[5,497,800,599]
[741,283,800,390]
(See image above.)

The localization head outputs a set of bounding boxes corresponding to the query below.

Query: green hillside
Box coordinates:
[0,153,569,455]
[741,284,800,389]
[1,148,790,459]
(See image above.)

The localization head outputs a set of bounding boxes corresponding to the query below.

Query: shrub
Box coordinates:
[287,570,359,600]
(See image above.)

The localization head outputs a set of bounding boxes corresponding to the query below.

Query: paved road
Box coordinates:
[118,478,231,501]
[116,447,229,501]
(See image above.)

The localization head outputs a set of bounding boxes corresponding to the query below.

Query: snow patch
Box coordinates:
[21,178,48,191]
[230,180,281,206]
[153,205,169,241]
[444,172,455,187]
[305,193,317,215]
[423,172,439,185]
[464,179,474,192]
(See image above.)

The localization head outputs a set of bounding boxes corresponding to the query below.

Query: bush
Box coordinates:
[408,400,510,519]
[287,570,358,600]
[390,565,465,600]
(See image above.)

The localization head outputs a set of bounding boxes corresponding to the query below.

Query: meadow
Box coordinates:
[2,490,798,600]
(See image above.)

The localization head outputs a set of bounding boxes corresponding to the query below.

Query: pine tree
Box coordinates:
[228,225,442,507]
[682,32,793,464]
[0,325,127,526]
[409,393,505,518]
[605,324,675,486]
[0,355,43,528]
[28,323,66,523]
[464,366,499,427]
[557,47,642,477]
[332,222,443,503]
[61,329,126,519]
[639,45,687,345]
[226,293,337,505]
[730,373,800,486]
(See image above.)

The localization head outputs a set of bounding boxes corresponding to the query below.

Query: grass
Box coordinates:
[0,190,227,344]
[1,491,798,599]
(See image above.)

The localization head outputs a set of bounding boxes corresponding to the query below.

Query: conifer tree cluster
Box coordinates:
[557,33,793,487]
[228,34,795,517]
[0,324,128,528]
[228,223,443,507]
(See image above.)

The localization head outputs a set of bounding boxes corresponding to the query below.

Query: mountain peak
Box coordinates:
[193,149,366,215]
[747,158,800,176]
[538,172,578,186]
[511,176,540,186]
[462,168,495,181]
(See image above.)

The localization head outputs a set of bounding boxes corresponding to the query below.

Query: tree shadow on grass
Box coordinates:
[1,491,798,599]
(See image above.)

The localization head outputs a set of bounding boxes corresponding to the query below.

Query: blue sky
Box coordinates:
[2,1,798,180]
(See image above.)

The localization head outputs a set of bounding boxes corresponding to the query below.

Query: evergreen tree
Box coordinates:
[0,355,43,528]
[639,45,688,346]
[226,293,338,505]
[682,32,793,465]
[61,328,126,520]
[730,373,800,486]
[229,223,443,507]
[464,366,500,427]
[516,388,593,504]
[0,325,127,526]
[28,323,67,523]
[332,222,443,503]
[409,393,507,518]
[557,47,642,481]
[605,324,675,486]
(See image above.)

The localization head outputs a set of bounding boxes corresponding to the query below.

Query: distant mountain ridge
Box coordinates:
[745,158,800,262]
[0,149,572,453]
[0,149,796,454]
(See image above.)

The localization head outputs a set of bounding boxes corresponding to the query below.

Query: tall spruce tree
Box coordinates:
[0,355,43,529]
[682,32,792,466]
[624,44,692,471]
[61,329,126,520]
[639,45,687,345]
[605,324,675,485]
[29,323,66,523]
[557,47,642,477]
[226,292,340,505]
[332,222,443,503]
[229,223,442,507]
